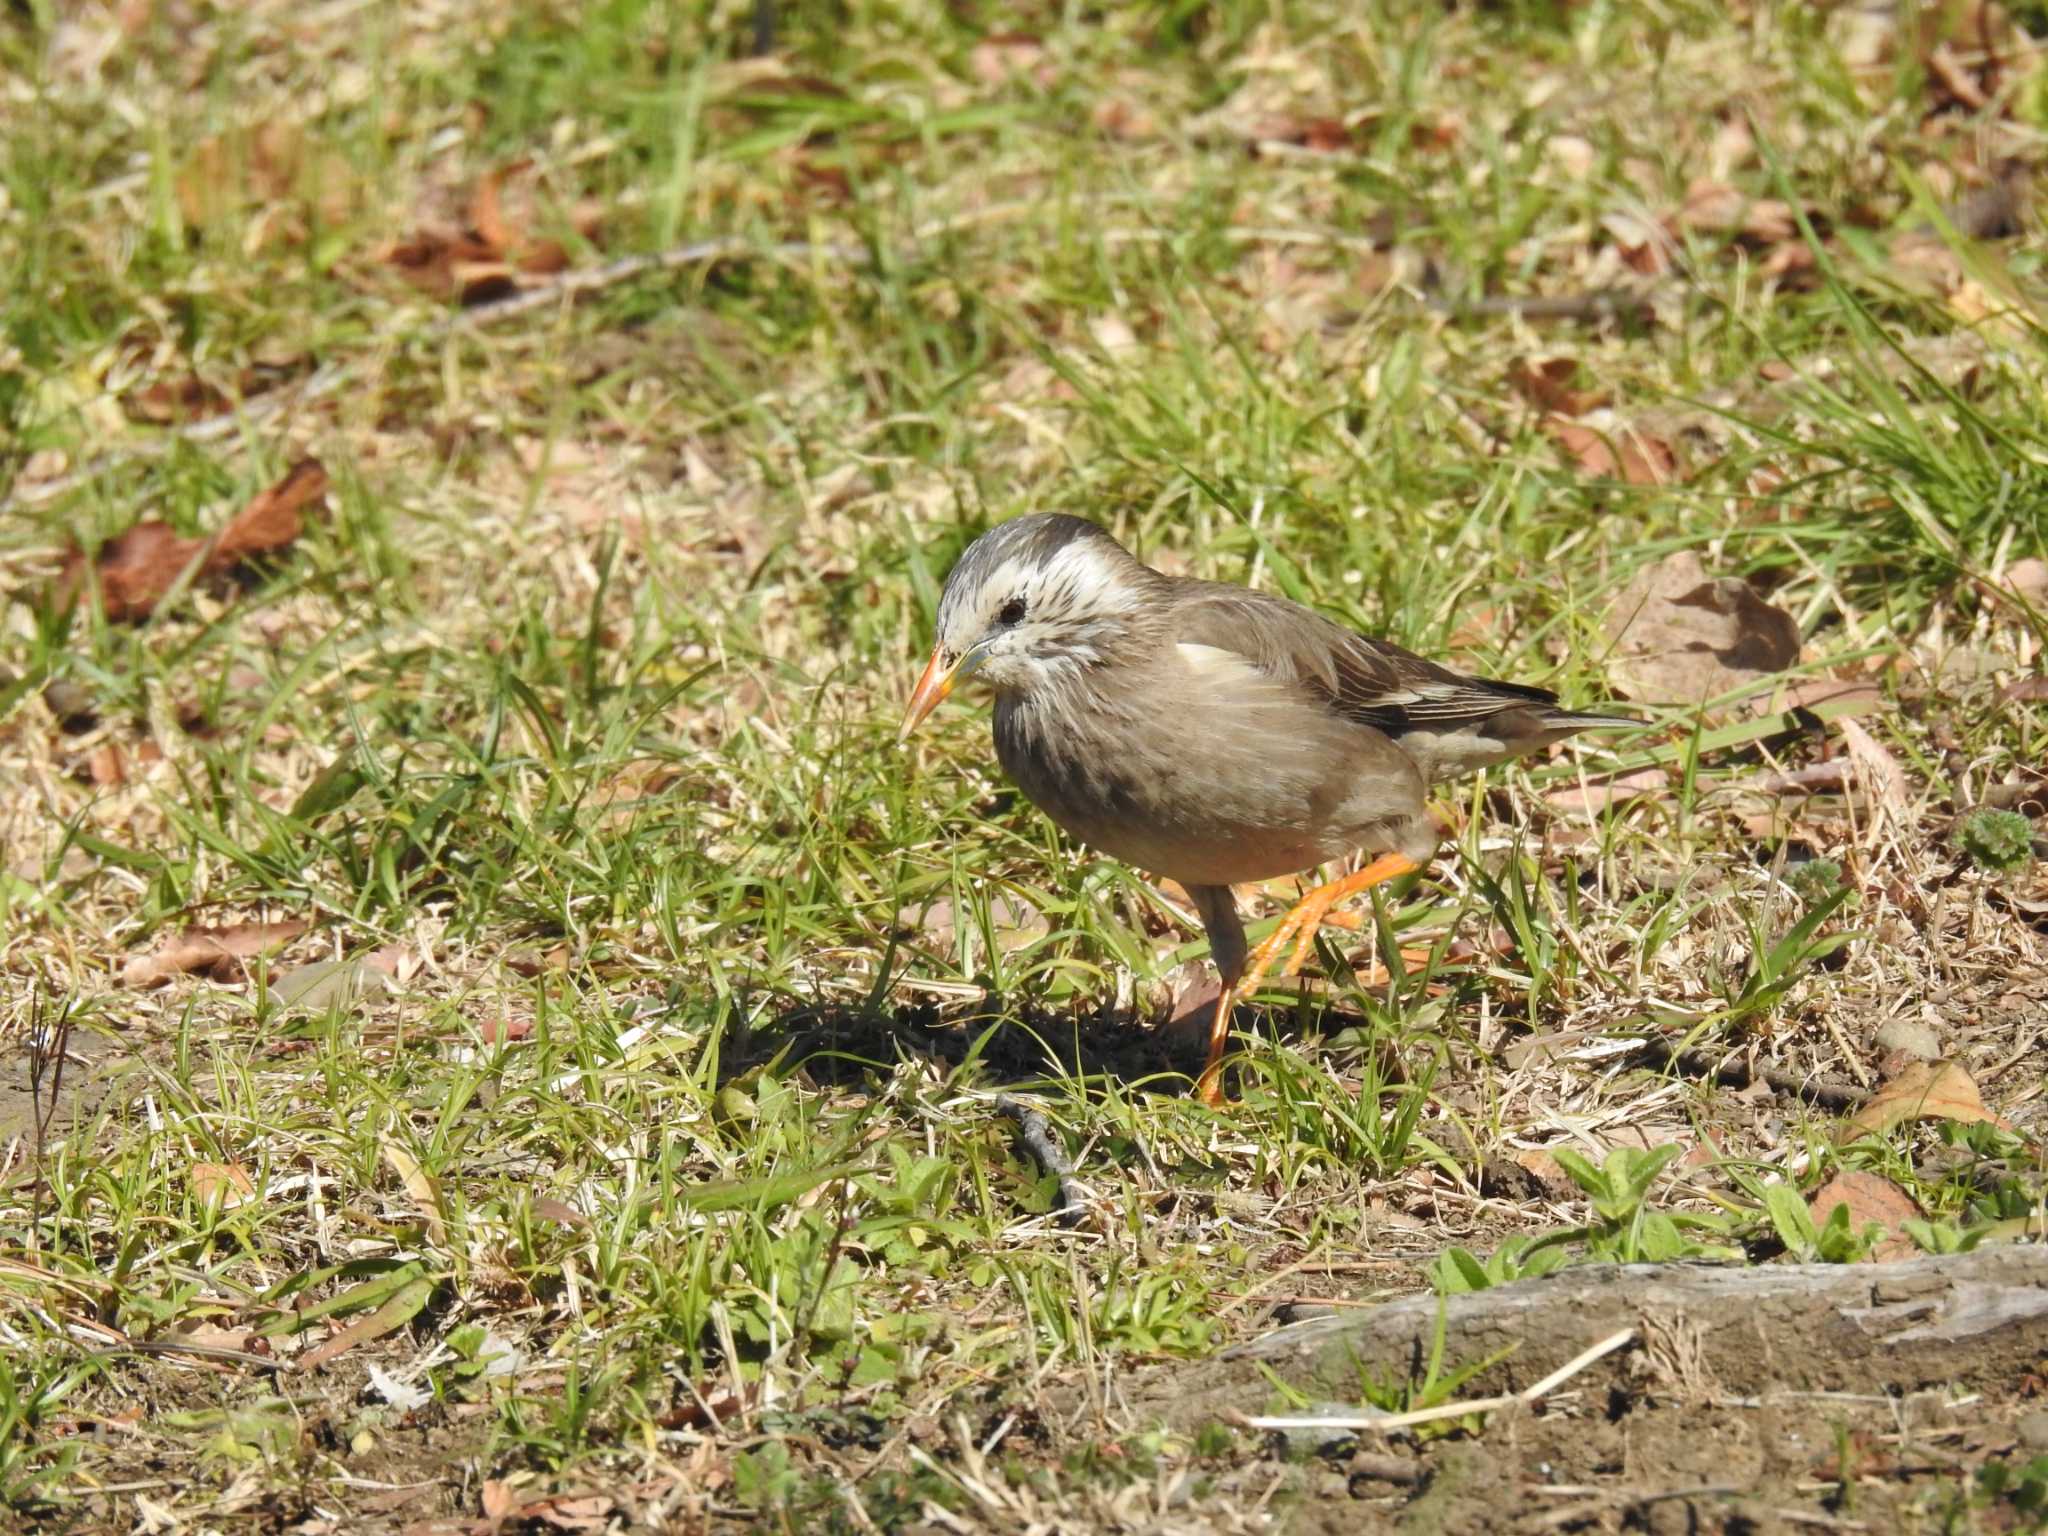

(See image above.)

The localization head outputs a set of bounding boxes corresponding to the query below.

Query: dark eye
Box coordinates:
[997,596,1027,626]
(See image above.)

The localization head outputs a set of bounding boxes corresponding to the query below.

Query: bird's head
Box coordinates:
[900,514,1153,737]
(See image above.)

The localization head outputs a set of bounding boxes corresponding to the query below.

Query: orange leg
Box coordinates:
[1193,851,1421,1108]
[1244,852,1422,998]
[1194,979,1239,1108]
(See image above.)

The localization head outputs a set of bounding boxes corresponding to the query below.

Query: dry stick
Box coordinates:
[2,237,868,512]
[992,1096,1085,1229]
[1239,1326,1636,1435]
[1345,1453,1426,1487]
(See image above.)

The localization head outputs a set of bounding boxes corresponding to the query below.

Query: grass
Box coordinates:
[3,1,2047,1531]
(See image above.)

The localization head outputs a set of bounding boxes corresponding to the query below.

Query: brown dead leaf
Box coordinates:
[1842,1058,2019,1141]
[361,944,423,983]
[125,375,233,425]
[2003,675,2048,703]
[1244,114,1355,153]
[85,743,126,786]
[1837,715,1912,818]
[481,1480,522,1526]
[382,1140,451,1251]
[1508,357,1609,417]
[56,459,328,621]
[1545,417,1679,486]
[122,919,309,987]
[1769,678,1886,718]
[61,521,205,623]
[387,164,601,306]
[1091,94,1161,141]
[504,944,572,977]
[901,892,1047,951]
[1542,766,1670,816]
[191,1162,258,1209]
[968,32,1054,88]
[161,1319,272,1361]
[216,459,329,563]
[533,1196,588,1228]
[1806,1170,1921,1262]
[176,121,358,235]
[523,1496,615,1533]
[1993,556,2048,607]
[1603,550,1803,706]
[1676,178,1799,244]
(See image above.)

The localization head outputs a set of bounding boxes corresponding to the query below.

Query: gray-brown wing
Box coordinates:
[1167,581,1562,735]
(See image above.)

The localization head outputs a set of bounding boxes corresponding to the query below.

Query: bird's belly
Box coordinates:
[1077,820,1342,887]
[996,688,1411,887]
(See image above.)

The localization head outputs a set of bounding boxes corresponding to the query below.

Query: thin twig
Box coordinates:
[1240,1326,1636,1434]
[992,1096,1086,1228]
[25,980,76,1254]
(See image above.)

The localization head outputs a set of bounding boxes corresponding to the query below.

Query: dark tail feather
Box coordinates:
[1539,706,1640,733]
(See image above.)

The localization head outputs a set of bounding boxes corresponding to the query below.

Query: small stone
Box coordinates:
[43,680,98,732]
[1873,1017,1941,1061]
[271,958,395,1014]
[2019,1410,2048,1452]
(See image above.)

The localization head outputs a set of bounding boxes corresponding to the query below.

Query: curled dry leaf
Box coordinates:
[56,459,328,621]
[122,919,309,987]
[1836,716,1911,818]
[1508,357,1609,418]
[1603,550,1803,707]
[385,161,603,306]
[1992,556,2048,607]
[900,891,1047,952]
[968,32,1055,88]
[381,1141,451,1251]
[1841,1058,2019,1141]
[125,375,233,425]
[1545,417,1678,486]
[191,1162,258,1209]
[1676,178,1798,244]
[84,743,126,786]
[1806,1171,1921,1263]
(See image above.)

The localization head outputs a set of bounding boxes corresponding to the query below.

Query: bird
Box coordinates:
[900,513,1634,1106]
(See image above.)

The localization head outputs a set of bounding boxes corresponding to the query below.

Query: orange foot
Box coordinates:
[1193,850,1422,1108]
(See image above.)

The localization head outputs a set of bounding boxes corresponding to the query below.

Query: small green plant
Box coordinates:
[1550,1145,1740,1264]
[1784,856,1844,907]
[1957,808,2037,875]
[1429,1234,1570,1294]
[1900,1216,1988,1255]
[1718,882,1858,1024]
[1353,1298,1517,1440]
[0,1358,90,1509]
[1974,1455,2048,1520]
[1762,1185,1883,1263]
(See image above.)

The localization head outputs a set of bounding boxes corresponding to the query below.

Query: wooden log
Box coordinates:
[1215,1245,2048,1401]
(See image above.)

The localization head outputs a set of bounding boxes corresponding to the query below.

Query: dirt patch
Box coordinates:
[1119,1247,2048,1534]
[0,1018,121,1154]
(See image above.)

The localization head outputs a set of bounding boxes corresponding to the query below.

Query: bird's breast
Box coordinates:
[991,664,1426,886]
